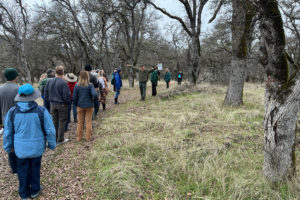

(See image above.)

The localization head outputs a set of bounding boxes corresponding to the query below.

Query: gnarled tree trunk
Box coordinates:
[224,0,254,106]
[259,0,299,181]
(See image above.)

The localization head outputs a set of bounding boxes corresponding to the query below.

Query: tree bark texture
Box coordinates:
[259,0,298,181]
[224,58,246,106]
[128,67,135,88]
[21,41,31,83]
[190,36,201,85]
[224,0,254,106]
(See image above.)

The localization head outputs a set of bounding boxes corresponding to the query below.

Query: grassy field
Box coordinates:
[84,83,300,200]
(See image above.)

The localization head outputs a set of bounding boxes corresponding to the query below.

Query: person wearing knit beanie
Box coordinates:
[3,68,18,81]
[0,67,19,174]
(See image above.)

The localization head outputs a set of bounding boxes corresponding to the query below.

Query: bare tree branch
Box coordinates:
[145,0,192,36]
[208,0,225,23]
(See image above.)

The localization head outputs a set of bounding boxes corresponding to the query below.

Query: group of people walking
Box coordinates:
[0,64,113,199]
[0,64,183,199]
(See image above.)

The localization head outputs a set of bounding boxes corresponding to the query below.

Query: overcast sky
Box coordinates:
[29,0,215,40]
[153,0,215,37]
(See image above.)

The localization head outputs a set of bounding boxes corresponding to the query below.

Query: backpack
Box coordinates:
[9,105,46,173]
[111,77,115,85]
[10,105,46,137]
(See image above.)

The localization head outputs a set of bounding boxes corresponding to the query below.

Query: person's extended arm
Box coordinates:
[3,110,14,153]
[43,110,56,150]
[148,66,158,74]
[126,64,139,71]
[63,82,71,105]
[0,106,2,126]
[44,81,49,101]
[73,86,78,107]
[90,84,99,99]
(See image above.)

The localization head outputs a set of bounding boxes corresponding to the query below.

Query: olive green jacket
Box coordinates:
[129,66,156,82]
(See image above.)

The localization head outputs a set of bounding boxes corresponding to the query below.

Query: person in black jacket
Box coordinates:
[44,66,71,144]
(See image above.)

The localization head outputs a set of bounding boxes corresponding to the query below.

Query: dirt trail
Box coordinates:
[0,85,145,200]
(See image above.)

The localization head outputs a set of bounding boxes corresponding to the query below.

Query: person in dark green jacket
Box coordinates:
[38,69,55,112]
[150,68,159,96]
[127,64,157,101]
[164,68,171,89]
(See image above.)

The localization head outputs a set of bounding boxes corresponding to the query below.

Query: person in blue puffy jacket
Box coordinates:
[114,69,122,104]
[3,84,56,200]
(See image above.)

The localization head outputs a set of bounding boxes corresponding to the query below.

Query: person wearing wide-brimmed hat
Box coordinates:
[3,84,56,200]
[65,73,78,131]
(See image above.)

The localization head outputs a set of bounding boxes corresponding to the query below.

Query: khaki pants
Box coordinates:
[76,107,94,141]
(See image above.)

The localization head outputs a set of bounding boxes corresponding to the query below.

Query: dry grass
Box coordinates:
[85,83,300,200]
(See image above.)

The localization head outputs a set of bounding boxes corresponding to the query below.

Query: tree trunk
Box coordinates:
[259,0,297,181]
[190,36,200,85]
[263,76,300,181]
[23,61,31,84]
[224,0,254,106]
[20,38,31,83]
[128,60,135,88]
[224,58,246,106]
[128,68,135,88]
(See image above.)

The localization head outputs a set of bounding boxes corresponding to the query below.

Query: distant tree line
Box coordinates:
[2,0,295,86]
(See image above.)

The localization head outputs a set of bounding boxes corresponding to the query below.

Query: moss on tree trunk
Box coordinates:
[259,0,299,182]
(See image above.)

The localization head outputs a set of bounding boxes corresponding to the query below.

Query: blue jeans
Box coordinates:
[8,151,17,174]
[115,88,120,99]
[17,156,42,199]
[42,96,50,113]
[65,101,77,130]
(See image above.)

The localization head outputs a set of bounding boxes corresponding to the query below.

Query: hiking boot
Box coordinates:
[31,185,44,199]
